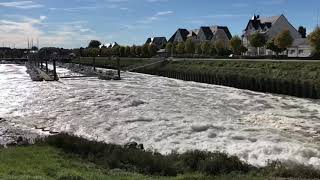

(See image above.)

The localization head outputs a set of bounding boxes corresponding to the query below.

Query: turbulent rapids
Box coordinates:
[1,64,320,168]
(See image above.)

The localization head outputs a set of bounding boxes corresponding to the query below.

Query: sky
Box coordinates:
[0,0,319,49]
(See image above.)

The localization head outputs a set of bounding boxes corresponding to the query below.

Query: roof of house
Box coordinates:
[102,42,119,48]
[169,26,232,42]
[260,15,281,24]
[245,15,282,32]
[146,37,167,44]
[210,26,232,39]
[168,28,189,42]
[188,29,199,37]
[145,38,152,44]
[291,38,310,47]
[200,26,214,40]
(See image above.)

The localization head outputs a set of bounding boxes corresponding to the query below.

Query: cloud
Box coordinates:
[0,15,98,48]
[155,11,173,16]
[138,10,174,24]
[260,0,287,5]
[0,1,43,9]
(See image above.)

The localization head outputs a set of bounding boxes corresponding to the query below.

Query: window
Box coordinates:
[299,50,304,54]
[290,50,295,54]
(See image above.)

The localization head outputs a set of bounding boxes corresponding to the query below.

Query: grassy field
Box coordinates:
[1,134,320,180]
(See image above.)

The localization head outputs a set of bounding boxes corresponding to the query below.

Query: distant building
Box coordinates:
[145,37,167,49]
[100,42,119,48]
[168,28,190,43]
[242,14,301,56]
[168,26,232,47]
[288,38,312,58]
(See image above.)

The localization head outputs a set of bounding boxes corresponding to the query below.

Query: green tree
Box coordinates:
[125,46,131,57]
[229,36,242,55]
[112,46,120,56]
[184,39,195,54]
[165,42,173,56]
[201,42,210,55]
[210,42,217,56]
[195,43,202,55]
[135,46,142,57]
[100,48,111,57]
[274,29,293,54]
[31,46,38,51]
[119,46,126,57]
[142,44,149,57]
[88,40,101,48]
[240,45,248,54]
[249,33,266,55]
[215,40,226,56]
[87,48,99,57]
[298,26,307,38]
[148,44,158,57]
[308,27,320,54]
[130,45,136,57]
[266,38,284,56]
[176,42,185,54]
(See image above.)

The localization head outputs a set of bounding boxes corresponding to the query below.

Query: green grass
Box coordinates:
[1,134,320,179]
[134,60,320,98]
[152,60,320,84]
[0,145,262,180]
[0,145,151,180]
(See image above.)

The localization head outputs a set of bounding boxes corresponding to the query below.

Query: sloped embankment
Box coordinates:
[134,60,320,99]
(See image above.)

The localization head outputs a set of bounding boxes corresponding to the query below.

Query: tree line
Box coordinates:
[73,40,158,58]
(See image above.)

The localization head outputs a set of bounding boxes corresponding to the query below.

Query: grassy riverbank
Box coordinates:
[135,60,320,99]
[72,57,320,98]
[1,134,320,180]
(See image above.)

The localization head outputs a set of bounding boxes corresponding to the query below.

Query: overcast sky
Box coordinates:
[0,0,319,48]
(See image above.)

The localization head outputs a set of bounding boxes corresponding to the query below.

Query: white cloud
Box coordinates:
[0,15,98,48]
[138,10,174,24]
[0,1,43,9]
[156,11,173,16]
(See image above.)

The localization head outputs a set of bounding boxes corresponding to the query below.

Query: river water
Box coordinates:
[1,64,320,168]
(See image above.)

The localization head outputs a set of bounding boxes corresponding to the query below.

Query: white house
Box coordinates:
[242,14,302,56]
[288,38,312,58]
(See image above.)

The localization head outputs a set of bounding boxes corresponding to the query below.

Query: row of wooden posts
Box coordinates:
[28,53,58,80]
[137,69,319,99]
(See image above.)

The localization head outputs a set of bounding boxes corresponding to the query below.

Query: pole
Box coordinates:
[53,57,57,80]
[46,59,48,73]
[117,57,120,79]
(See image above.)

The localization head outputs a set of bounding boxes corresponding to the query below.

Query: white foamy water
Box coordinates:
[1,64,320,168]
